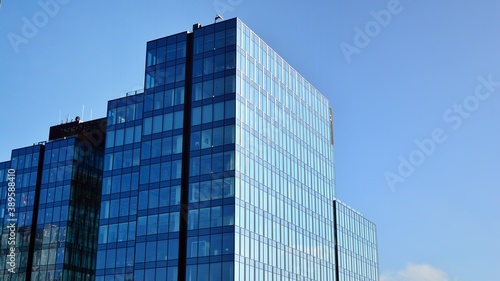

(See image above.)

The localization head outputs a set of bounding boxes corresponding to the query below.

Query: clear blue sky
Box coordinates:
[1,1,499,280]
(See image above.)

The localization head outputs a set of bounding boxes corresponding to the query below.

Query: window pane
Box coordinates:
[202,105,212,124]
[173,111,183,129]
[164,89,174,107]
[193,82,202,101]
[203,80,213,99]
[213,102,224,121]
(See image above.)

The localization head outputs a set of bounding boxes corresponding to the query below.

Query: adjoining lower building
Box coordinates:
[0,118,106,280]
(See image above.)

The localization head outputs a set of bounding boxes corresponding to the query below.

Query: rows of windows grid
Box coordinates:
[183,22,240,281]
[235,59,334,199]
[236,20,331,133]
[0,148,42,275]
[234,225,336,280]
[234,257,334,281]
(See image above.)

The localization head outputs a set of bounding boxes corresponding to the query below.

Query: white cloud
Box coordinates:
[381,263,450,281]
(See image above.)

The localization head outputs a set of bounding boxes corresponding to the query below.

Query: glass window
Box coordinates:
[213,102,224,121]
[147,215,158,235]
[159,188,170,207]
[149,189,159,208]
[161,162,171,181]
[190,156,200,176]
[106,249,116,268]
[169,213,180,232]
[154,91,164,110]
[224,151,235,171]
[211,206,222,227]
[123,150,133,168]
[202,104,212,124]
[225,75,235,94]
[172,135,183,154]
[226,28,236,45]
[162,137,172,156]
[189,183,199,203]
[213,127,224,147]
[145,94,154,112]
[211,234,222,255]
[226,51,235,70]
[194,36,203,54]
[225,99,235,118]
[115,129,124,146]
[141,141,151,160]
[171,160,182,179]
[163,113,173,131]
[215,30,225,49]
[188,210,198,230]
[119,198,129,217]
[224,125,235,144]
[192,107,201,126]
[150,163,160,183]
[199,208,210,229]
[214,77,224,96]
[153,115,163,133]
[140,165,150,184]
[137,216,147,236]
[171,186,181,205]
[168,239,178,259]
[135,242,146,263]
[175,63,185,82]
[177,41,186,58]
[212,153,223,173]
[147,49,156,66]
[191,131,201,150]
[223,205,235,226]
[156,46,166,64]
[214,53,224,73]
[173,110,183,129]
[200,154,211,175]
[158,214,169,233]
[164,89,174,107]
[201,129,212,149]
[193,82,202,101]
[193,59,203,78]
[165,66,175,84]
[204,33,214,52]
[203,80,213,99]
[124,127,134,145]
[167,44,176,61]
[143,117,152,135]
[203,56,214,75]
[151,139,161,158]
[175,87,185,105]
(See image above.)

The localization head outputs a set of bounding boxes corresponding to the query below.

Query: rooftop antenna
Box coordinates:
[215,14,223,23]
[81,105,85,122]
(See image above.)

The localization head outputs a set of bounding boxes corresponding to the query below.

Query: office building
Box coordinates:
[0,119,106,280]
[0,17,379,281]
[96,18,379,281]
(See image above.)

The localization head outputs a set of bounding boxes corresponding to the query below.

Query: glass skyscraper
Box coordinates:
[0,17,378,281]
[96,18,379,281]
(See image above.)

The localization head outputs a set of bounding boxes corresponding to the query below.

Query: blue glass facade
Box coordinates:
[0,119,105,281]
[334,200,379,281]
[1,17,379,281]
